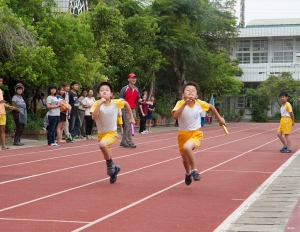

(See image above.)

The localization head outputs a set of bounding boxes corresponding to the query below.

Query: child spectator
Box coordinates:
[277,92,294,153]
[56,86,71,143]
[147,95,155,132]
[91,82,135,183]
[46,84,61,146]
[0,77,15,150]
[82,89,95,139]
[172,81,225,185]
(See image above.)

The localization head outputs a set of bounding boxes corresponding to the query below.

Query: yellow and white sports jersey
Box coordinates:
[172,100,210,130]
[280,102,292,117]
[90,99,125,133]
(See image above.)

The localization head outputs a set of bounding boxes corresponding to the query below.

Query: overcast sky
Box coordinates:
[234,0,300,25]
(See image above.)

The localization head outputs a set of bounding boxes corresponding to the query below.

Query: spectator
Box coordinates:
[82,89,95,139]
[36,92,46,113]
[46,84,61,146]
[147,95,155,132]
[0,76,15,150]
[69,82,83,139]
[62,82,73,142]
[11,83,27,146]
[138,92,150,134]
[118,73,142,148]
[78,89,87,138]
[56,86,71,143]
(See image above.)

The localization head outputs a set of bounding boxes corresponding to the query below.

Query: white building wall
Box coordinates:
[233,36,300,82]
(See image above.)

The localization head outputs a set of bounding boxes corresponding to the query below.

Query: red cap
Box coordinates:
[128,73,136,78]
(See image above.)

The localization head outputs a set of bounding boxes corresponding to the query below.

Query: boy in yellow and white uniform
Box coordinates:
[277,91,294,153]
[172,81,225,186]
[91,82,135,184]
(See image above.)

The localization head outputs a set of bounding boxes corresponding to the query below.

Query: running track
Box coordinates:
[0,123,299,231]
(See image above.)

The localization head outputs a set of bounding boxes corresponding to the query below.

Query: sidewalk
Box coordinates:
[215,150,300,232]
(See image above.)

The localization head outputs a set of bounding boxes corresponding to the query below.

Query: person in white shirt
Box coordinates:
[82,89,95,139]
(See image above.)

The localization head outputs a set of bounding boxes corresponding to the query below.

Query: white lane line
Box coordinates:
[210,170,273,174]
[0,217,90,224]
[0,128,277,213]
[0,156,179,213]
[0,145,176,185]
[72,138,279,231]
[0,123,268,159]
[0,125,270,169]
[0,137,176,169]
[0,127,275,184]
[214,149,300,232]
[0,132,177,159]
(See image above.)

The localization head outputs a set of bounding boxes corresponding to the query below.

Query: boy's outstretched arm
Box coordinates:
[124,101,135,125]
[209,104,226,126]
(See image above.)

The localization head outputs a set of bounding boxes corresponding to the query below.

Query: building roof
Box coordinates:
[238,25,300,38]
[247,18,300,27]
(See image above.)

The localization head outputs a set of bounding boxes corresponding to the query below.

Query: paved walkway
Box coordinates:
[215,150,300,232]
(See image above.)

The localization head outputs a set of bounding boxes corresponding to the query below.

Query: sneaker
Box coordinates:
[119,143,127,148]
[106,161,115,176]
[79,135,84,139]
[140,131,147,134]
[185,173,192,185]
[68,133,73,140]
[279,147,287,152]
[110,166,121,184]
[66,138,74,143]
[192,170,201,181]
[128,143,137,148]
[50,143,60,146]
[282,149,292,153]
[144,130,149,133]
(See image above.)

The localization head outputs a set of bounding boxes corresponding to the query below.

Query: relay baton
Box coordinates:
[222,125,229,135]
[130,123,135,136]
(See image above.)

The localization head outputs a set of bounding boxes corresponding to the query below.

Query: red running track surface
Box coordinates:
[0,123,299,231]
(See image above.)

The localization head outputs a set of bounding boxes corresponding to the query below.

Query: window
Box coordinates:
[274,52,293,63]
[273,39,294,63]
[236,41,250,51]
[237,95,250,108]
[236,53,250,64]
[296,38,300,51]
[252,40,268,63]
[235,41,250,63]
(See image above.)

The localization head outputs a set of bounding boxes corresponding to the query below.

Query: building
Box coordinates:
[227,19,300,119]
[54,0,88,16]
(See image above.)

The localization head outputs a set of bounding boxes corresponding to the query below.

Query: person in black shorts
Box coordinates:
[146,95,155,132]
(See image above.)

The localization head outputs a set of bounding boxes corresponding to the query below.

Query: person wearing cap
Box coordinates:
[11,82,27,146]
[0,77,15,150]
[118,73,142,148]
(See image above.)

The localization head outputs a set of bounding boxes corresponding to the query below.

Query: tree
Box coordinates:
[256,72,300,108]
[188,50,243,99]
[151,0,238,99]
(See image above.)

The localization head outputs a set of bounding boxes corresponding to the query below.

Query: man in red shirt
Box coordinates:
[118,73,141,148]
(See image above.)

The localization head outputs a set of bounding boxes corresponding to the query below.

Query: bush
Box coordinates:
[5,112,16,134]
[25,113,44,131]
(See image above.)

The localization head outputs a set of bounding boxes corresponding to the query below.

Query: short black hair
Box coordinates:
[97,82,113,93]
[71,81,78,87]
[48,84,57,95]
[182,81,199,94]
[279,91,288,97]
[0,76,3,80]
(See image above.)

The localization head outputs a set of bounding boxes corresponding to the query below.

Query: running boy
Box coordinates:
[277,91,294,153]
[172,82,225,186]
[91,82,135,183]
